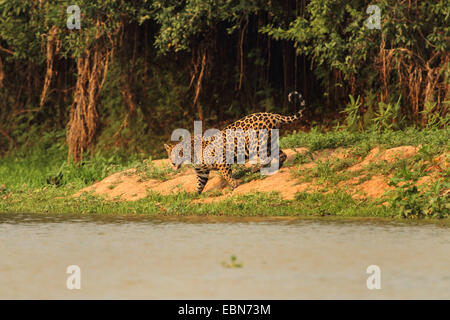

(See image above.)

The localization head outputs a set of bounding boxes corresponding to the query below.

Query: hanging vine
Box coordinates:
[66,20,121,163]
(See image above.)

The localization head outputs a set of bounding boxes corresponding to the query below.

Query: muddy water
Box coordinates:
[0,213,449,299]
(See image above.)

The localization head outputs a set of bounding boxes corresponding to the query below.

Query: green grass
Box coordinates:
[0,126,448,219]
[281,126,449,154]
[0,188,387,217]
[133,159,176,182]
[0,129,146,192]
[283,150,314,167]
[1,183,447,219]
[293,157,357,186]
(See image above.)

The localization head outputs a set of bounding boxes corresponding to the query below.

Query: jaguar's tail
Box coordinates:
[279,91,306,124]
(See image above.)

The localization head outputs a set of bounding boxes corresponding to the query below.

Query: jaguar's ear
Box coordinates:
[164,144,171,152]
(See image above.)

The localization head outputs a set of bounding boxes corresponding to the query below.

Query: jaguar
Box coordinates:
[164,91,306,194]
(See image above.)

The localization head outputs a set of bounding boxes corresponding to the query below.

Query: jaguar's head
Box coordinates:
[164,143,183,170]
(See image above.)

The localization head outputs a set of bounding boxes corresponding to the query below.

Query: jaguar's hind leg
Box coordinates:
[217,165,237,191]
[278,150,287,169]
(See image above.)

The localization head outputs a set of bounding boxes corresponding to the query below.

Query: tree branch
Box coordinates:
[0,45,14,55]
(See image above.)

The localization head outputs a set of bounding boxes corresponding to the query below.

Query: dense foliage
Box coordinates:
[0,0,448,160]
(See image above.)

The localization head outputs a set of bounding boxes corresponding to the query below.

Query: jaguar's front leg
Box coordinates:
[194,166,210,194]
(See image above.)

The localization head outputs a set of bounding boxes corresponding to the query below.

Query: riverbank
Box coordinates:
[0,127,448,219]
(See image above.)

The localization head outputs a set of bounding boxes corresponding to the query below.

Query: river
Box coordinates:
[0,213,448,299]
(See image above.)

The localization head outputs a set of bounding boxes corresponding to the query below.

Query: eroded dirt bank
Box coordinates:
[74,146,448,204]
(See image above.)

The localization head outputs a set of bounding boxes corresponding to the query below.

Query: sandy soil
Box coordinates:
[74,146,447,203]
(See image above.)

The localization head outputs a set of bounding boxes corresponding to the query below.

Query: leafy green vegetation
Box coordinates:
[1,0,449,223]
[222,256,244,269]
[1,1,448,162]
[387,179,448,219]
[262,0,448,127]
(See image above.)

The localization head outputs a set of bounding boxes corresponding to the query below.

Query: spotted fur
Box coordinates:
[164,91,306,194]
